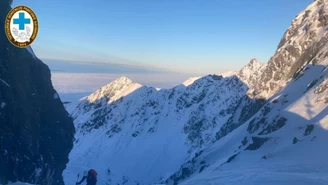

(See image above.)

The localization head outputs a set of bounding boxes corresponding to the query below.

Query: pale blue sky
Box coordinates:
[13,0,312,75]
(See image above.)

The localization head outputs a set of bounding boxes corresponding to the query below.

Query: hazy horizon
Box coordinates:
[44,58,200,102]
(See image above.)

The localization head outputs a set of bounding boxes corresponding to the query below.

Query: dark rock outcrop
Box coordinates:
[0,1,75,184]
[245,137,269,151]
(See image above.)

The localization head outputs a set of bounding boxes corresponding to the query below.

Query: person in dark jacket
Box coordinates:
[76,169,97,185]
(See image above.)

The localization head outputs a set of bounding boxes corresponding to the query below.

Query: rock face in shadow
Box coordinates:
[0,1,75,184]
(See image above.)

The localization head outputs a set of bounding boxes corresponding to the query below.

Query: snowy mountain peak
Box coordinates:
[182,77,201,87]
[238,58,266,88]
[65,72,250,185]
[112,76,134,85]
[85,76,142,104]
[220,70,238,77]
[241,58,264,72]
[249,58,261,66]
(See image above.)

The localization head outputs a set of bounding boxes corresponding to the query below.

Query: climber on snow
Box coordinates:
[76,169,97,185]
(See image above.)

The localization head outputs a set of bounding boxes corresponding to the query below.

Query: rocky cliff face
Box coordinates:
[255,0,328,98]
[0,1,75,184]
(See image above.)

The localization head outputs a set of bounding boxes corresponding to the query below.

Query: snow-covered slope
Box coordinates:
[64,75,249,185]
[166,59,328,185]
[182,77,201,87]
[163,1,328,184]
[220,70,238,78]
[64,1,328,185]
[85,76,143,104]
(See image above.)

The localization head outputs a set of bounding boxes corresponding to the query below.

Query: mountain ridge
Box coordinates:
[64,1,328,185]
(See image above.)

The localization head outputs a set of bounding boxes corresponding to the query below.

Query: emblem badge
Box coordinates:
[5,5,38,48]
